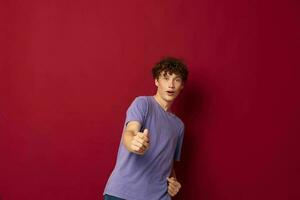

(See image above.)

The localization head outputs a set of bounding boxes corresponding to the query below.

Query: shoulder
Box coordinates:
[176,116,185,129]
[134,96,149,102]
[127,96,150,112]
[172,114,185,132]
[131,96,149,106]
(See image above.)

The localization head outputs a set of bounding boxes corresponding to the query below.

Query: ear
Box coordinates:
[155,79,159,87]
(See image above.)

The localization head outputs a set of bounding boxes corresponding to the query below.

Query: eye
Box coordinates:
[175,79,182,82]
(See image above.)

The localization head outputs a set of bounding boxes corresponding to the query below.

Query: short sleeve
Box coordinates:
[125,96,148,127]
[174,125,185,161]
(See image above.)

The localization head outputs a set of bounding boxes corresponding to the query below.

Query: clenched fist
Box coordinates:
[167,177,181,197]
[130,129,150,155]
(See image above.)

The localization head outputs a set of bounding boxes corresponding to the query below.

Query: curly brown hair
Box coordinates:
[152,57,189,82]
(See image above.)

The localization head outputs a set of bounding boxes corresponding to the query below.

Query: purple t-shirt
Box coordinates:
[103,96,184,200]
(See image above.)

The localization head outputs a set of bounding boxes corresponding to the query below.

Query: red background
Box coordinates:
[0,0,299,199]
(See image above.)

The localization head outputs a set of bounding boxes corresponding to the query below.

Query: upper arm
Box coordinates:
[174,124,185,161]
[125,97,148,127]
[125,121,142,134]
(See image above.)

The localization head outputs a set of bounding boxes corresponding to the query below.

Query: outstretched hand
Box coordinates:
[130,129,150,155]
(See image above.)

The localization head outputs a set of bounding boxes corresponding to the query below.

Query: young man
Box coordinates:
[103,57,189,200]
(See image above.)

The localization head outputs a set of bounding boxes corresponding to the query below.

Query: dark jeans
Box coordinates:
[103,194,125,200]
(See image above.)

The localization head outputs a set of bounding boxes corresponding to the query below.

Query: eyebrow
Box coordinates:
[162,74,182,79]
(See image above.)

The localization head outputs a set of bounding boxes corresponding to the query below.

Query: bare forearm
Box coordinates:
[122,130,136,152]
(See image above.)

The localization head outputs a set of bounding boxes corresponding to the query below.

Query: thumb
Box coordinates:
[167,177,173,183]
[143,129,149,136]
[167,177,176,182]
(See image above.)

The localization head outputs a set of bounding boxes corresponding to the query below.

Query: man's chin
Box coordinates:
[164,96,177,102]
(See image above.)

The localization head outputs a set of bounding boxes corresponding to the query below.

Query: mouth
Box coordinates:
[166,91,176,95]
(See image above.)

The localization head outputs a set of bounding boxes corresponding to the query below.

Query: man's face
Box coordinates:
[155,72,184,102]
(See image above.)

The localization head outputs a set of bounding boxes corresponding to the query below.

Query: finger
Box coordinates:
[131,142,146,153]
[136,144,147,152]
[168,186,179,195]
[134,138,149,150]
[132,146,145,154]
[137,130,150,142]
[172,180,180,187]
[168,183,177,191]
[137,132,149,142]
[170,181,180,190]
[137,132,146,139]
[135,134,149,144]
[168,189,174,196]
[134,134,144,141]
[134,137,145,144]
[131,144,140,152]
[167,179,176,186]
[136,137,149,146]
[167,178,181,191]
[131,141,144,150]
[168,192,175,197]
[143,141,150,149]
[168,188,176,197]
[143,136,149,143]
[132,139,143,148]
[177,182,181,189]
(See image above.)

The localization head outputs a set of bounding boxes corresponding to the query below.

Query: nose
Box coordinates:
[168,80,175,88]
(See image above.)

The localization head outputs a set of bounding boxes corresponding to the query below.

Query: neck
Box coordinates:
[153,93,173,111]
